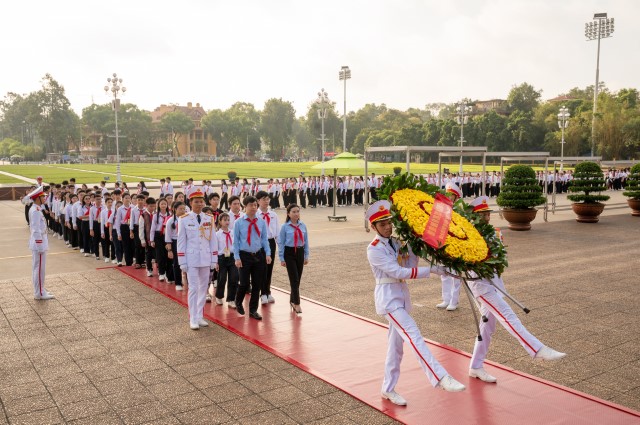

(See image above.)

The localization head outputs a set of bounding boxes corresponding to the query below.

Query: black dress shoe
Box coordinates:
[236,304,245,315]
[249,311,262,320]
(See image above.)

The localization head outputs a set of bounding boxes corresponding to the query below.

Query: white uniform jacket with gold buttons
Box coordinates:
[177,212,219,269]
[367,236,434,315]
[29,204,48,252]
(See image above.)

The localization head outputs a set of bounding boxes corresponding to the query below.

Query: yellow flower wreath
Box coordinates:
[391,189,488,263]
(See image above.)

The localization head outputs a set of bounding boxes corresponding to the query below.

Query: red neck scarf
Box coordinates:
[290,223,304,251]
[223,231,232,249]
[245,218,260,244]
[234,213,240,220]
[261,211,270,227]
[123,206,131,222]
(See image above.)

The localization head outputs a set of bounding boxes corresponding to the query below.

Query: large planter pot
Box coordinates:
[571,202,605,223]
[627,199,640,217]
[501,208,538,231]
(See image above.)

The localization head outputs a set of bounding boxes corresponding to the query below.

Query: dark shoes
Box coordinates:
[249,311,262,320]
[236,304,245,315]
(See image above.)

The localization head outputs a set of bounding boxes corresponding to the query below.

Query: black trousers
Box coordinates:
[111,228,120,261]
[133,225,145,265]
[154,232,168,275]
[346,189,353,205]
[216,254,238,301]
[92,222,107,258]
[299,190,306,208]
[235,250,265,313]
[284,246,304,305]
[327,188,334,207]
[120,225,134,266]
[262,238,276,296]
[170,240,182,285]
[81,220,91,253]
[144,244,154,271]
[220,193,228,210]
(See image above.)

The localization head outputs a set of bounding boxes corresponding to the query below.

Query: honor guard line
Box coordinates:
[362,146,603,229]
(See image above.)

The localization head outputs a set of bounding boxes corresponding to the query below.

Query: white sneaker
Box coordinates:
[95,257,100,261]
[158,274,165,281]
[446,304,458,311]
[198,319,209,327]
[267,294,275,303]
[381,391,407,406]
[104,258,110,263]
[80,249,84,253]
[469,368,497,383]
[436,301,449,309]
[260,295,268,305]
[112,259,118,264]
[84,253,89,257]
[176,285,183,291]
[535,346,567,361]
[190,322,199,330]
[35,293,55,300]
[437,375,466,392]
[227,301,236,309]
[146,271,153,277]
[215,297,224,305]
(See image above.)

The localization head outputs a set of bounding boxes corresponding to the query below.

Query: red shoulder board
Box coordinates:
[371,239,380,246]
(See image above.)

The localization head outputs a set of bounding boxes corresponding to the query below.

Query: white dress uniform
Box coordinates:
[177,197,219,329]
[27,187,53,300]
[465,196,564,378]
[366,201,458,397]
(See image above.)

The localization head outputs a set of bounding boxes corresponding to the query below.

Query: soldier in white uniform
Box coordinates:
[465,196,567,383]
[436,183,463,311]
[28,187,54,300]
[366,200,466,407]
[177,189,219,330]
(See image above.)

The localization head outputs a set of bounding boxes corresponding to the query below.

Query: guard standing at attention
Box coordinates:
[366,200,465,407]
[28,186,55,300]
[177,189,219,330]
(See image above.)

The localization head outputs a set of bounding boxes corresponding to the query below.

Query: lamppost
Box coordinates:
[339,66,351,152]
[316,88,329,175]
[557,106,570,171]
[456,100,472,174]
[104,73,126,183]
[585,12,614,157]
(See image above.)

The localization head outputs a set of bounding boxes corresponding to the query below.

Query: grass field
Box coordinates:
[0,174,29,184]
[0,161,531,184]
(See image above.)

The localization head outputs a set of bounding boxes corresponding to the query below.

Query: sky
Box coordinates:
[1,0,637,117]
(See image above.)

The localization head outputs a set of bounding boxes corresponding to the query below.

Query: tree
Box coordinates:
[159,111,194,157]
[507,82,542,113]
[304,99,340,158]
[34,74,79,154]
[260,98,295,160]
[224,102,261,156]
[201,109,229,156]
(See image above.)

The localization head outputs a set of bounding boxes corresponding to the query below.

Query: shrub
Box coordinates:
[623,163,640,200]
[567,161,610,203]
[393,166,402,176]
[496,165,546,209]
[227,170,237,182]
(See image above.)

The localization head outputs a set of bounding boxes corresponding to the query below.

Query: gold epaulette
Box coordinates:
[179,213,189,218]
[205,212,214,217]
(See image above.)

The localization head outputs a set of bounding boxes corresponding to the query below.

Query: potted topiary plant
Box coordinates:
[393,166,402,176]
[622,163,640,216]
[496,165,546,231]
[227,170,237,183]
[567,161,610,223]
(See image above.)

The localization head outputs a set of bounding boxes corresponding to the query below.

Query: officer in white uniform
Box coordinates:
[177,188,219,330]
[366,200,465,407]
[436,183,463,311]
[28,187,54,300]
[465,196,567,383]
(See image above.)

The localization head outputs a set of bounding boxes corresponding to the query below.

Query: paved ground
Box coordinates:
[1,191,638,424]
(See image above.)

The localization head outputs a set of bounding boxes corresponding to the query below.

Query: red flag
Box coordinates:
[422,193,453,249]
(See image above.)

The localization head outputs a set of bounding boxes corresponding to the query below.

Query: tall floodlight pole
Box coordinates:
[557,106,570,171]
[456,100,472,174]
[104,73,126,183]
[317,89,329,175]
[585,13,614,157]
[339,66,351,152]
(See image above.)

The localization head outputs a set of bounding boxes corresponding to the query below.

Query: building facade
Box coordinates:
[150,102,216,157]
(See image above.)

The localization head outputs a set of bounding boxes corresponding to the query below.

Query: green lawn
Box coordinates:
[0,174,29,184]
[0,161,541,184]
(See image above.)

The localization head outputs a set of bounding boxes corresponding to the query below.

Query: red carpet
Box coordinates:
[116,266,640,424]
